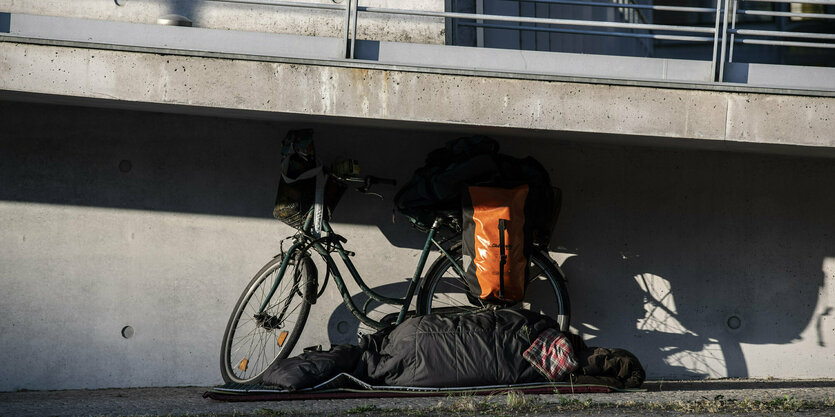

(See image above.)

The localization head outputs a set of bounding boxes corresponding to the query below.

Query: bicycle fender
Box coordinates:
[299,255,319,305]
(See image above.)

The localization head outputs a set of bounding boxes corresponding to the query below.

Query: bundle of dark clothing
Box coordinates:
[262,310,644,391]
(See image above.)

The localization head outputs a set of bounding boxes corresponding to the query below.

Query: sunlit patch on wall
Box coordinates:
[634,273,693,335]
[634,273,727,378]
[662,340,726,377]
[810,258,835,348]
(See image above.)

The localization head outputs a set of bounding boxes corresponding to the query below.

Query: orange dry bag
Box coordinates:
[461,184,529,302]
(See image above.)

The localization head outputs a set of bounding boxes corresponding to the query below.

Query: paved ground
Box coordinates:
[1,379,834,416]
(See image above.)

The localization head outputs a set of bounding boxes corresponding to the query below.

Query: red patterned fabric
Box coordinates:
[522,328,579,381]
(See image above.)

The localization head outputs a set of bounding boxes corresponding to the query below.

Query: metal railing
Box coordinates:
[195,0,835,83]
[729,0,835,58]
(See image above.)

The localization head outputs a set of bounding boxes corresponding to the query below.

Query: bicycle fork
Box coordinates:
[395,226,438,324]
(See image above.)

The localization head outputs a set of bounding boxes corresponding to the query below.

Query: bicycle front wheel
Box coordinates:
[417,244,570,332]
[219,251,316,384]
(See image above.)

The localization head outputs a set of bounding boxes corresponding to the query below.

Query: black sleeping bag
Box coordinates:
[261,344,363,390]
[257,310,645,391]
[359,309,557,387]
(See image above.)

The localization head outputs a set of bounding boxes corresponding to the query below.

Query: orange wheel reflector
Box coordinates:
[238,358,248,371]
[277,330,289,347]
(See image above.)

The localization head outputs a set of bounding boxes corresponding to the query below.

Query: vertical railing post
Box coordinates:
[718,0,731,82]
[351,0,359,59]
[729,0,738,63]
[444,0,454,45]
[710,0,722,80]
[342,0,353,58]
[476,0,485,47]
[342,0,351,58]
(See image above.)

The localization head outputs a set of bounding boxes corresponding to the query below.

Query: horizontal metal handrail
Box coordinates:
[730,28,835,41]
[737,9,835,20]
[357,6,719,34]
[191,0,727,78]
[727,0,834,72]
[459,22,716,43]
[735,38,835,48]
[501,0,717,13]
[204,0,353,58]
[101,0,834,84]
[202,0,345,11]
[746,0,835,4]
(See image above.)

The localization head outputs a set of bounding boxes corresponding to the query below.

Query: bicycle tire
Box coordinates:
[219,251,315,384]
[417,243,571,332]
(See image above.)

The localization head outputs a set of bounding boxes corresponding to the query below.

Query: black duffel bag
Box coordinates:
[394,136,559,248]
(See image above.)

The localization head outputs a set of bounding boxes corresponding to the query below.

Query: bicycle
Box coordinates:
[219,174,571,384]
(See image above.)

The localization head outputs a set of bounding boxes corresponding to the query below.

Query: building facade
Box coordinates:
[1,0,834,390]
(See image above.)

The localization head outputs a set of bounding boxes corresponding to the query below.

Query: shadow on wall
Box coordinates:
[320,135,834,379]
[326,281,412,346]
[162,0,202,22]
[0,100,450,247]
[2,100,832,379]
[534,140,835,379]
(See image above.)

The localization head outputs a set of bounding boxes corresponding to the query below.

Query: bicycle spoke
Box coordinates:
[230,327,266,352]
[254,330,269,379]
[277,301,304,321]
[222,254,314,384]
[429,274,480,310]
[528,264,544,281]
[241,324,261,378]
[264,284,302,313]
[438,276,469,292]
[422,246,568,331]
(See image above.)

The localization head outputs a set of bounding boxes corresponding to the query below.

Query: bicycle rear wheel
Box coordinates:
[219,251,316,384]
[417,243,570,332]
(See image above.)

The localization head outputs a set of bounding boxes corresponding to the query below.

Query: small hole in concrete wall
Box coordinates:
[121,326,134,339]
[114,0,127,6]
[336,321,349,334]
[726,315,742,330]
[119,160,132,173]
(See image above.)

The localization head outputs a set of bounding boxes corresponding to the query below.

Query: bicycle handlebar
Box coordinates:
[358,175,396,195]
[331,173,397,196]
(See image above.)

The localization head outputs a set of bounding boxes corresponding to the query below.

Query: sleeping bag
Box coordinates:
[360,309,557,387]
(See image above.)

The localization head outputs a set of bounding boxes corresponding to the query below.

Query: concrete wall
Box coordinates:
[0,0,446,44]
[4,42,834,154]
[1,99,834,391]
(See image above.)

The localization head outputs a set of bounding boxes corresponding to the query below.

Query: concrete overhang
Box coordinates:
[2,13,835,155]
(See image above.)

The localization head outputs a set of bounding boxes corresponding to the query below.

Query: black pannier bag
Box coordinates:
[273,129,345,231]
[394,136,559,248]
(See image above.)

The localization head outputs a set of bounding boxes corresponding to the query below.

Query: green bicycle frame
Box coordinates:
[260,210,461,330]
